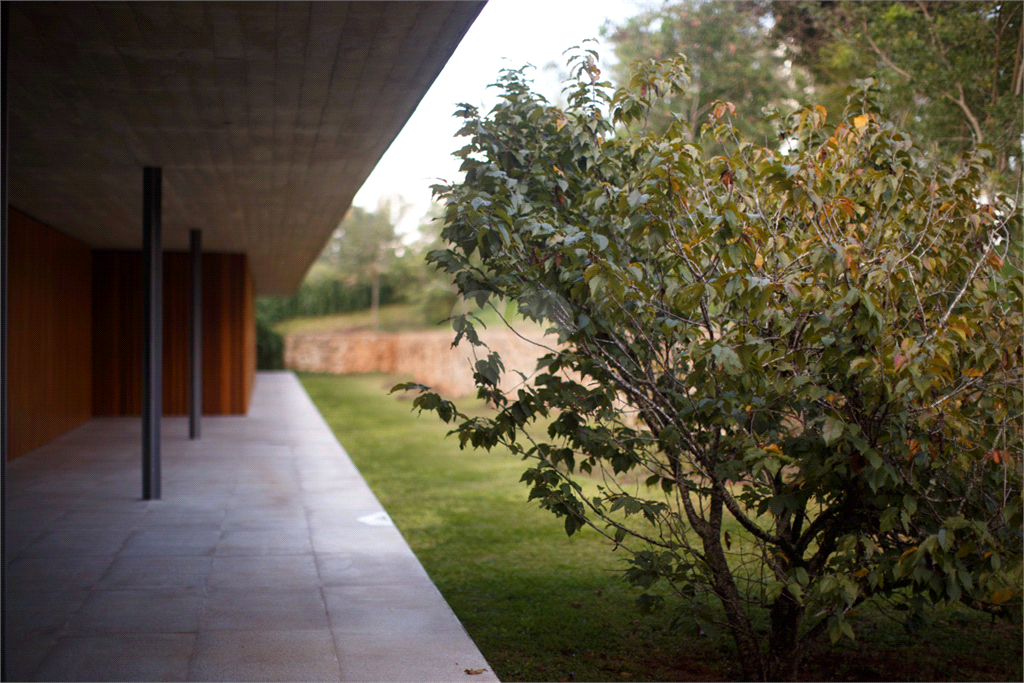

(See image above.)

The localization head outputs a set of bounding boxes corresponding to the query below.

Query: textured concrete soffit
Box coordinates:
[8,1,486,295]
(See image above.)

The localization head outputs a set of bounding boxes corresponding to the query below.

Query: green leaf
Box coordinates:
[828,617,842,644]
[711,344,743,375]
[847,357,872,374]
[795,567,809,587]
[903,495,917,515]
[865,450,883,469]
[880,507,899,532]
[678,282,705,309]
[822,416,844,445]
[693,614,721,640]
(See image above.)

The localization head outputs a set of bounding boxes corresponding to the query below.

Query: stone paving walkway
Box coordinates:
[5,371,497,682]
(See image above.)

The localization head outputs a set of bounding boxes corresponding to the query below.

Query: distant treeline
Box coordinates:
[256,276,406,370]
[257,277,403,327]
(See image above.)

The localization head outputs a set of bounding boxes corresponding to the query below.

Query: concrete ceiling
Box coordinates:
[8,1,485,295]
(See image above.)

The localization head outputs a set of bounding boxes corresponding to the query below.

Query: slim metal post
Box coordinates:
[188,229,201,439]
[142,167,162,500]
[1,3,10,679]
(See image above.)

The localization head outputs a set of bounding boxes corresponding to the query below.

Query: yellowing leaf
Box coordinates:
[949,323,972,340]
[853,113,870,129]
[985,449,1009,465]
[465,669,487,675]
[854,569,869,578]
[754,253,764,269]
[836,197,856,217]
[991,589,1015,604]
[899,546,918,564]
[844,251,859,277]
[765,444,784,456]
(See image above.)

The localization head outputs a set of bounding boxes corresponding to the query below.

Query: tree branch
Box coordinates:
[937,234,993,329]
[862,22,912,80]
[943,84,984,145]
[1014,19,1024,96]
[712,477,794,553]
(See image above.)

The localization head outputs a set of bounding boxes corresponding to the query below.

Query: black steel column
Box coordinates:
[142,167,162,500]
[189,229,201,440]
[1,3,10,679]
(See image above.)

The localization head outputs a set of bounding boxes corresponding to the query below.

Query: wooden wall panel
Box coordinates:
[200,253,252,414]
[163,253,191,414]
[91,251,143,416]
[92,250,252,416]
[8,208,93,460]
[243,261,256,411]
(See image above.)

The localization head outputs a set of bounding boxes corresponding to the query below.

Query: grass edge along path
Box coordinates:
[274,301,545,336]
[300,372,1023,682]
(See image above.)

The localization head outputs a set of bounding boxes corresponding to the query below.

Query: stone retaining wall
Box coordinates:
[284,328,560,398]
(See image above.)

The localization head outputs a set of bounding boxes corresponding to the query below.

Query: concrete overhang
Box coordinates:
[8,1,485,295]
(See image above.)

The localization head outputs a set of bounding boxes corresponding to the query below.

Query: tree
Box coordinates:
[320,199,404,331]
[398,54,1023,681]
[606,1,1023,194]
[602,0,808,142]
[771,0,1023,192]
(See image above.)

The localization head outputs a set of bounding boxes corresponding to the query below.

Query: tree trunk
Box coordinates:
[371,271,380,332]
[766,594,804,681]
[698,493,766,681]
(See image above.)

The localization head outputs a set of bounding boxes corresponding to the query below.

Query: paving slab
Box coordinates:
[33,634,196,682]
[6,371,499,682]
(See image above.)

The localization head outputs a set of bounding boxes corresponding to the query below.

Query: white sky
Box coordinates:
[351,0,652,235]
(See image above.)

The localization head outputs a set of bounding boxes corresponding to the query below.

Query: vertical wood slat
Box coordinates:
[92,250,142,415]
[8,209,92,460]
[243,260,255,409]
[92,250,252,417]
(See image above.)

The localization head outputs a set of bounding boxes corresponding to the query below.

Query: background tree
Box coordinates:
[319,198,405,331]
[602,0,809,142]
[606,1,1023,194]
[400,55,1022,681]
[773,0,1023,192]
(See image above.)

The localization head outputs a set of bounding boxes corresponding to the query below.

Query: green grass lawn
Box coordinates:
[273,303,431,335]
[275,301,546,337]
[300,372,1023,682]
